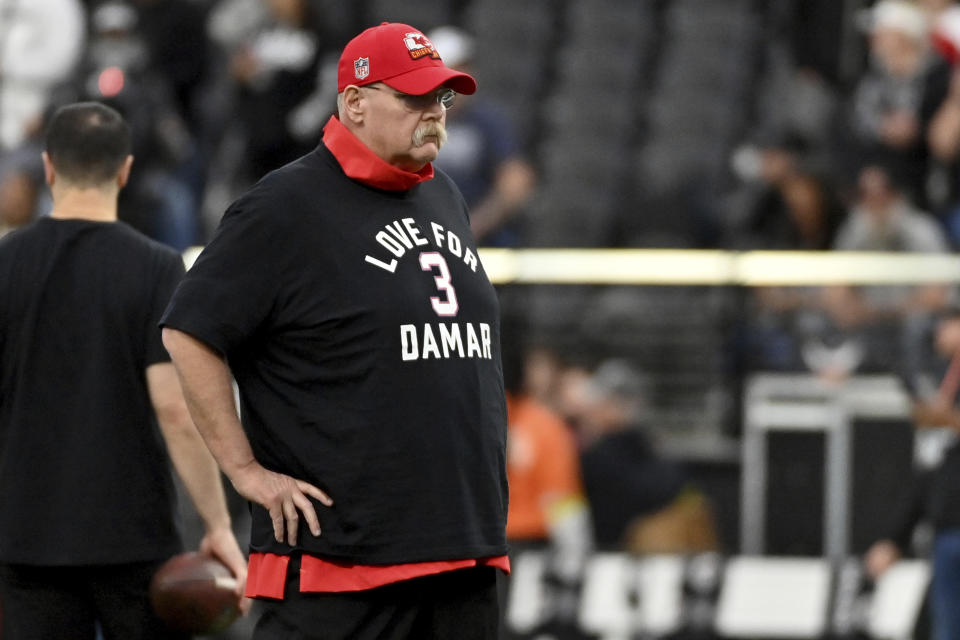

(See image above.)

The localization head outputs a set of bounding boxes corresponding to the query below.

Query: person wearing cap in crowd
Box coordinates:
[847,0,950,209]
[160,22,509,639]
[426,26,536,247]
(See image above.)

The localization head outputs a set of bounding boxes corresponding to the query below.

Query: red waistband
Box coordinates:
[245,553,511,598]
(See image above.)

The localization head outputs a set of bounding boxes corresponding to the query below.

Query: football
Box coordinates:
[149,552,241,634]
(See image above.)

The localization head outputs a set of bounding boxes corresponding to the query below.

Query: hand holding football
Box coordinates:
[150,551,242,633]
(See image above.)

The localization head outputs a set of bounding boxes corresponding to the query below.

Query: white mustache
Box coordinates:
[413,123,447,149]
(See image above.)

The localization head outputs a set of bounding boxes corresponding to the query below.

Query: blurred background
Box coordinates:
[6,0,960,638]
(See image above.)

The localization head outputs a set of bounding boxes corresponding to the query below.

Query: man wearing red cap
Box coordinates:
[159,22,509,639]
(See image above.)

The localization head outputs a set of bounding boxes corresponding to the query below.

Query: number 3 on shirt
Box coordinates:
[419,252,459,317]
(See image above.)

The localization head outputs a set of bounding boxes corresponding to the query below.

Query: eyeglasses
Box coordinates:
[362,84,456,111]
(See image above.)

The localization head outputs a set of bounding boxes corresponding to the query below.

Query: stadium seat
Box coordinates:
[867,561,931,640]
[635,555,687,636]
[504,550,550,634]
[577,553,637,636]
[714,556,833,638]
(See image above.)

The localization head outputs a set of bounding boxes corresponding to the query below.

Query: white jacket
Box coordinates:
[0,0,86,149]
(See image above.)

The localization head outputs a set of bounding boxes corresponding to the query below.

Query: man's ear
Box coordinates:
[41,151,55,188]
[341,86,366,124]
[117,155,134,189]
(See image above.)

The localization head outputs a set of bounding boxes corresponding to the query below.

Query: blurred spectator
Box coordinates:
[128,0,211,128]
[833,164,950,254]
[727,68,847,371]
[69,0,199,250]
[927,4,960,244]
[554,361,595,432]
[427,26,536,247]
[574,360,719,554]
[865,306,960,640]
[128,0,215,219]
[738,158,844,369]
[0,0,86,151]
[500,323,591,637]
[520,344,568,412]
[0,139,46,237]
[802,164,952,381]
[504,377,591,578]
[207,0,340,183]
[729,138,844,251]
[845,0,950,209]
[927,65,960,237]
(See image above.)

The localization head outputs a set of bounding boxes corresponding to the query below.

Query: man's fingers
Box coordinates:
[213,549,247,592]
[263,475,331,544]
[270,509,284,543]
[297,480,334,506]
[283,500,299,546]
[224,560,247,596]
[293,492,322,537]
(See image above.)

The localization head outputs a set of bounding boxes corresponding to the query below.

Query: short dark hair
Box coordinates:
[44,102,131,186]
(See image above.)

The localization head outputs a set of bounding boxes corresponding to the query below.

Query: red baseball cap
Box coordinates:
[337,22,477,95]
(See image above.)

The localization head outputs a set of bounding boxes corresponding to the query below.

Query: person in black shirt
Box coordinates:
[160,22,509,640]
[0,102,247,638]
[866,308,960,640]
[576,359,719,554]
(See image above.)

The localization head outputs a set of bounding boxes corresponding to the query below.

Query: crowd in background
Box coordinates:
[1,0,352,246]
[7,0,960,257]
[6,1,960,637]
[0,0,539,248]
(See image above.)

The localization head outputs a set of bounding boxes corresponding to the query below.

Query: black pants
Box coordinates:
[0,561,188,640]
[254,561,500,640]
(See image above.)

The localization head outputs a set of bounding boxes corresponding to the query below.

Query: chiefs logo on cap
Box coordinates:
[403,32,441,60]
[354,57,370,80]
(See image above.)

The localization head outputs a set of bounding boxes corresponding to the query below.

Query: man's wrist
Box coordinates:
[204,518,234,534]
[224,456,261,491]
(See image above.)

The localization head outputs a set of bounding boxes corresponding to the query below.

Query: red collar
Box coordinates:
[322,115,434,191]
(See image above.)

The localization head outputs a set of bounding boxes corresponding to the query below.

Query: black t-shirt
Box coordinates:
[581,428,687,550]
[927,442,960,534]
[161,145,509,564]
[886,438,960,548]
[0,218,185,565]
